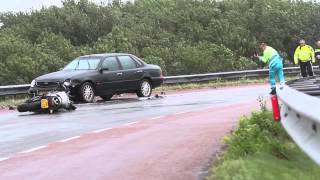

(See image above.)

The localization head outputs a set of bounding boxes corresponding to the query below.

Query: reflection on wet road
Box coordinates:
[0,85,268,158]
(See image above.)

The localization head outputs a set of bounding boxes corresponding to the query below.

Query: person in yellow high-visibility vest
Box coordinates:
[294,39,315,77]
[315,40,320,69]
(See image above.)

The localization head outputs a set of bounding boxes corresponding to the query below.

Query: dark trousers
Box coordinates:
[299,61,314,77]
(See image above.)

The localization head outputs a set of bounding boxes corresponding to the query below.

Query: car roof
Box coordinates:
[79,53,133,58]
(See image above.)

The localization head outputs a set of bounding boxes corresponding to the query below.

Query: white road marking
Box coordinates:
[0,157,9,162]
[92,128,112,134]
[138,97,149,101]
[124,121,138,126]
[150,116,163,120]
[20,145,48,154]
[175,111,186,115]
[58,136,81,143]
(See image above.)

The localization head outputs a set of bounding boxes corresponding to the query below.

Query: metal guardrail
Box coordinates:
[0,84,31,96]
[0,67,314,97]
[164,67,307,84]
[278,77,320,165]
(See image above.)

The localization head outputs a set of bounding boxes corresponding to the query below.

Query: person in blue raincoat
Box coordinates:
[254,43,285,95]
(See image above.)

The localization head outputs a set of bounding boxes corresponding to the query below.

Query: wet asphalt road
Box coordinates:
[0,85,268,159]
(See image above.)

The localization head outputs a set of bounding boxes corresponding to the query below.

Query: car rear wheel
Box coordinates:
[100,94,113,101]
[80,82,95,103]
[137,79,152,97]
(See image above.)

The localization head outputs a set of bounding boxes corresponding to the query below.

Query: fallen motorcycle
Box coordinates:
[17,83,76,114]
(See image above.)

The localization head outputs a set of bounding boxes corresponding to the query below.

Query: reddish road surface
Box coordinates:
[0,100,259,180]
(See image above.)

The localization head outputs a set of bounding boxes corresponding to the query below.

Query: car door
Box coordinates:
[117,55,144,90]
[95,56,123,95]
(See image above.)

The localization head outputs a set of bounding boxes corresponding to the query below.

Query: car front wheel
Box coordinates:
[80,82,95,103]
[137,79,152,97]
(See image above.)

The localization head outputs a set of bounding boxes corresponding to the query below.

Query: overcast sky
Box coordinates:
[0,0,113,13]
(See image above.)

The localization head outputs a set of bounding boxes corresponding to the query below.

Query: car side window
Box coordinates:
[102,57,120,71]
[77,60,89,70]
[131,56,144,67]
[118,56,138,70]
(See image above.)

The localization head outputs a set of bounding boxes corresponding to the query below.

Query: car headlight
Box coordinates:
[63,79,72,87]
[30,80,36,87]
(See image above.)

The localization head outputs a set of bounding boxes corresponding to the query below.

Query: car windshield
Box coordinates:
[63,58,101,70]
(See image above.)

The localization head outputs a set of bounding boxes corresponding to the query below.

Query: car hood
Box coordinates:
[35,70,91,82]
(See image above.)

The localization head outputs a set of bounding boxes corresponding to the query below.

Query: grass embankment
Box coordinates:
[207,102,320,180]
[0,95,27,108]
[156,76,298,92]
[156,78,269,92]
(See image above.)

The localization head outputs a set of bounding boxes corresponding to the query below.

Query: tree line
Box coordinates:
[0,0,320,85]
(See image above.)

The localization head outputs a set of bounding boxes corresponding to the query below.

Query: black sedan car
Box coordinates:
[29,53,163,103]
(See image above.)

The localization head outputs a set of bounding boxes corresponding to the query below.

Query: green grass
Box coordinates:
[212,151,320,180]
[207,107,320,180]
[155,76,298,92]
[0,96,27,107]
[156,78,267,92]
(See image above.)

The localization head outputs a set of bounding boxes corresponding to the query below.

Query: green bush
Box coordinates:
[2,0,320,84]
[223,111,290,160]
[208,110,320,180]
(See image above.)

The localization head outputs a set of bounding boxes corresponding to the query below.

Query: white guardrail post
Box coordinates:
[278,84,320,165]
